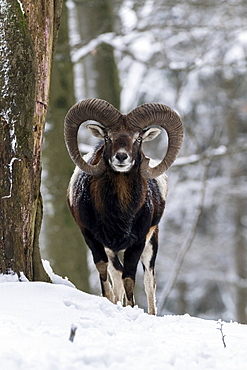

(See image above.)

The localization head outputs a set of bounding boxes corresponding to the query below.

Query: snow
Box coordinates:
[224,44,246,65]
[0,269,247,370]
[2,157,22,199]
[17,0,25,14]
[129,34,159,62]
[119,2,137,32]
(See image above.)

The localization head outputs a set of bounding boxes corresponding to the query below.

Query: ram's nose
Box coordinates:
[110,150,134,172]
[115,152,128,163]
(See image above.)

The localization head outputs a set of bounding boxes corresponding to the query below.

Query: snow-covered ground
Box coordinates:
[0,266,246,370]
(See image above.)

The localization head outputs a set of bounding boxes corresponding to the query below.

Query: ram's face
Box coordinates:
[87,125,142,172]
[87,124,163,173]
[105,130,143,172]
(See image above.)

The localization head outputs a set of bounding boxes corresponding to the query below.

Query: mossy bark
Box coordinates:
[0,0,62,280]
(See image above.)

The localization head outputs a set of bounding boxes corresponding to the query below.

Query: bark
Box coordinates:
[0,0,62,279]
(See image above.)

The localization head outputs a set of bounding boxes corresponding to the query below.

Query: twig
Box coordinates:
[69,324,77,342]
[217,320,226,348]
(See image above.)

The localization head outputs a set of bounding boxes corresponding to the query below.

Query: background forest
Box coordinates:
[41,0,247,323]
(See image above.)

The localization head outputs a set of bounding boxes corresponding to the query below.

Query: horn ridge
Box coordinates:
[64,98,121,175]
[127,103,183,178]
[65,98,121,128]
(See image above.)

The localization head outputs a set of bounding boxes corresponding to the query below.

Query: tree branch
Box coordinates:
[174,142,247,167]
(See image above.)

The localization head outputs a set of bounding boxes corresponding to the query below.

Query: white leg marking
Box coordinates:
[141,229,157,315]
[105,248,125,304]
[108,266,124,304]
[96,261,115,303]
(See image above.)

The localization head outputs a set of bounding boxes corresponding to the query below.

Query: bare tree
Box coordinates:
[0,0,62,279]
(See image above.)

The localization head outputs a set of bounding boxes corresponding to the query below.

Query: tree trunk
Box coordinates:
[225,85,247,324]
[74,0,121,108]
[0,0,62,280]
[41,2,90,291]
[233,197,247,324]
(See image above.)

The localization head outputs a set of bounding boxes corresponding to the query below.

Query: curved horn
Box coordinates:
[64,98,121,175]
[127,103,183,179]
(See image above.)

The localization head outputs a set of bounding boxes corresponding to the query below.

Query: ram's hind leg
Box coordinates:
[105,248,124,304]
[141,227,158,315]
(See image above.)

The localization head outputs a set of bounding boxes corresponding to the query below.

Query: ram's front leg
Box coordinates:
[122,244,145,307]
[95,260,115,303]
[82,230,115,303]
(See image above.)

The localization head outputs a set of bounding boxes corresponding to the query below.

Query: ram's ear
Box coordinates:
[86,124,105,139]
[142,127,162,142]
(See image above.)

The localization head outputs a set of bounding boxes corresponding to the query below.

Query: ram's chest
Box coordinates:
[89,173,145,214]
[76,174,148,249]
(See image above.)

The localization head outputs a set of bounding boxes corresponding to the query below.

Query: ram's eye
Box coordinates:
[136,137,142,143]
[104,135,110,142]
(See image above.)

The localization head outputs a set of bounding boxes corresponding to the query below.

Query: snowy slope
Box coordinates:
[0,273,246,370]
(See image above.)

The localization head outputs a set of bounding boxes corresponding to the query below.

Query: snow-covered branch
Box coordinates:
[174,142,247,167]
[71,32,115,63]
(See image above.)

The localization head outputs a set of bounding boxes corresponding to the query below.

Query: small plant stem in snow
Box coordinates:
[217,321,226,348]
[69,325,77,342]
